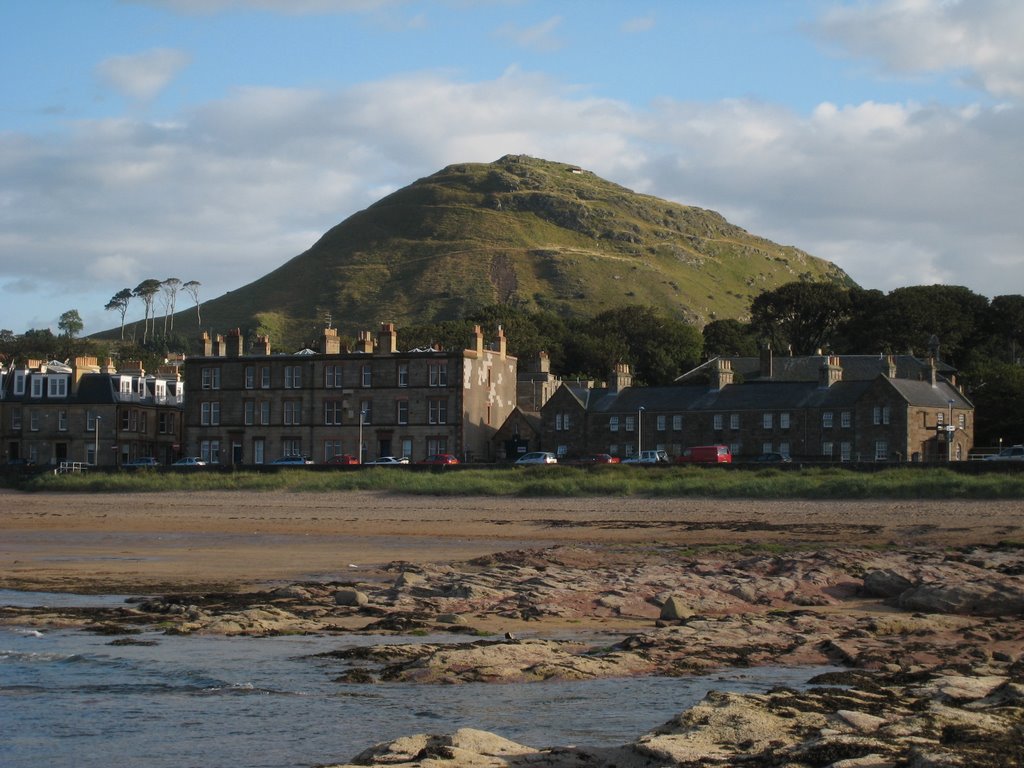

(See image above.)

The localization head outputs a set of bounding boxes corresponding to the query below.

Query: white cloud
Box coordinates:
[815,0,1024,100]
[127,0,401,13]
[95,48,191,102]
[621,14,655,34]
[1,66,1022,334]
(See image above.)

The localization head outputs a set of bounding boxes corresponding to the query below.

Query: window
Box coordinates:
[14,372,25,395]
[324,400,343,425]
[260,401,271,425]
[555,411,571,431]
[762,441,773,454]
[874,440,889,461]
[609,416,619,432]
[282,439,302,458]
[779,441,790,458]
[763,413,773,430]
[729,442,741,457]
[201,402,220,426]
[883,406,890,425]
[87,411,97,431]
[429,362,448,387]
[129,409,139,432]
[58,410,68,431]
[841,410,851,428]
[201,367,221,390]
[396,400,409,425]
[245,366,255,389]
[261,367,271,388]
[822,411,834,428]
[958,413,966,429]
[253,438,265,465]
[30,411,40,431]
[624,443,635,457]
[11,408,21,430]
[936,411,945,425]
[873,406,891,425]
[284,400,301,426]
[398,363,409,387]
[713,414,723,431]
[822,441,834,458]
[48,376,68,397]
[159,412,170,433]
[325,365,343,389]
[609,443,619,456]
[324,440,344,461]
[244,400,255,426]
[428,398,448,425]
[120,378,133,395]
[140,412,147,432]
[780,412,790,429]
[361,364,372,388]
[672,414,683,431]
[557,444,569,458]
[201,440,221,462]
[31,377,43,398]
[729,414,740,430]
[656,415,666,431]
[360,400,372,425]
[625,415,635,432]
[122,410,130,430]
[840,441,852,461]
[426,437,448,455]
[401,438,413,459]
[284,366,302,389]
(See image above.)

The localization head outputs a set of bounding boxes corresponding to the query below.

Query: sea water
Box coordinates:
[1,596,837,768]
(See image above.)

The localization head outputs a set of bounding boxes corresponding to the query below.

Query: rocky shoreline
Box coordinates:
[4,541,1023,765]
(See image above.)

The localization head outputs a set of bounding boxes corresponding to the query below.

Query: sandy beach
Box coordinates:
[2,488,1022,594]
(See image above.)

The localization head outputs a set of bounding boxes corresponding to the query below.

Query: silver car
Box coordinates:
[515,451,558,465]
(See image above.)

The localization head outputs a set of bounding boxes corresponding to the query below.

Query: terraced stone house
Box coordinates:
[183,324,517,465]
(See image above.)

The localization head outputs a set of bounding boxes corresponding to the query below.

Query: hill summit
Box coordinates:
[181,155,851,346]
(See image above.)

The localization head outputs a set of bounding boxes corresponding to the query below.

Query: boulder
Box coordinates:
[898,582,1024,616]
[862,569,915,599]
[335,588,369,607]
[659,595,693,621]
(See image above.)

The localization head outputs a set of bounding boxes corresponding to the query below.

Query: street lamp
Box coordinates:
[947,399,955,462]
[637,406,645,457]
[358,409,366,464]
[94,415,101,466]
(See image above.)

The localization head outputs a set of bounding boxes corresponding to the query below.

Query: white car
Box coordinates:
[515,452,558,465]
[365,456,410,465]
[983,445,1024,461]
[622,449,670,464]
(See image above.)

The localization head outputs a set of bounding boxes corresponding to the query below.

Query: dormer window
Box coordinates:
[14,371,26,395]
[120,378,133,395]
[31,376,43,398]
[48,375,68,398]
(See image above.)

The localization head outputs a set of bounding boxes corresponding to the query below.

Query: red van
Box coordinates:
[675,445,732,464]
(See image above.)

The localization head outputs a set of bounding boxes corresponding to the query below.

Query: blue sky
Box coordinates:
[2,0,1022,336]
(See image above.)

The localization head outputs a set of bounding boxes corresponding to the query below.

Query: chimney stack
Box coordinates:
[252,335,271,356]
[710,358,734,391]
[321,327,341,355]
[377,323,397,355]
[818,355,842,388]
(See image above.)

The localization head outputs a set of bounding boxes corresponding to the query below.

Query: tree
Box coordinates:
[160,278,182,334]
[133,279,162,344]
[183,280,202,326]
[104,289,133,340]
[58,309,83,339]
[749,281,852,355]
[702,319,758,356]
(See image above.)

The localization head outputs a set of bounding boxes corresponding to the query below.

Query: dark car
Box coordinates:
[574,453,621,465]
[124,457,159,469]
[419,454,460,465]
[324,454,360,465]
[752,452,792,463]
[271,456,314,465]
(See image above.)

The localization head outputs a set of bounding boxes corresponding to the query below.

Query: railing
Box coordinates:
[54,461,87,474]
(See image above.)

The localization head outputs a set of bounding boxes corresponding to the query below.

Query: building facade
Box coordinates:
[533,353,974,462]
[183,324,517,465]
[0,357,184,467]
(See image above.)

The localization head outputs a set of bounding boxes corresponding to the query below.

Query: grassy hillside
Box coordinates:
[140,155,853,349]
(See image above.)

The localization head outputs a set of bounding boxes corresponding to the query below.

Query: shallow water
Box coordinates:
[1,622,837,768]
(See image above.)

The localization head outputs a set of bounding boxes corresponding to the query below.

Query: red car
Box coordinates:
[419,454,460,465]
[324,454,360,465]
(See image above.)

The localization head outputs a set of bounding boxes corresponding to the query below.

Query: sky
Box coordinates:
[2,0,1023,336]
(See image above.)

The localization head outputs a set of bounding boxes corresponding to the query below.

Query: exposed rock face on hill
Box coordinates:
[162,155,850,346]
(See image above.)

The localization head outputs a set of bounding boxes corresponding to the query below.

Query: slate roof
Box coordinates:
[676,354,957,384]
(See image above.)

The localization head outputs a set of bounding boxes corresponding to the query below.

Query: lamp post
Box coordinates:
[358,410,366,464]
[637,406,645,457]
[94,415,101,466]
[947,399,955,462]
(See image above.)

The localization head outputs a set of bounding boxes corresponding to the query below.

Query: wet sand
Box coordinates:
[2,489,1022,594]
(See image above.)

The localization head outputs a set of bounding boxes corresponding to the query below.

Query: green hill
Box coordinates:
[152,155,853,348]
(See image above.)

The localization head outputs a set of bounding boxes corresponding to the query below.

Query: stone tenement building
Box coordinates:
[0,357,184,467]
[183,324,517,464]
[534,352,974,462]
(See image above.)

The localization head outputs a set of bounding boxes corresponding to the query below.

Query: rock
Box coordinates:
[394,571,425,588]
[335,588,369,607]
[659,595,693,621]
[862,569,915,599]
[827,756,896,768]
[898,582,1024,616]
[344,728,534,767]
[435,613,468,625]
[835,709,887,732]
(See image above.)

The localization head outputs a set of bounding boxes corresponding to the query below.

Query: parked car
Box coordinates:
[418,454,460,465]
[675,445,733,464]
[365,456,410,465]
[124,457,159,468]
[622,449,670,464]
[172,456,208,467]
[751,452,792,463]
[5,457,34,467]
[574,453,621,465]
[271,456,314,465]
[983,444,1024,461]
[324,454,360,465]
[515,451,558,465]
